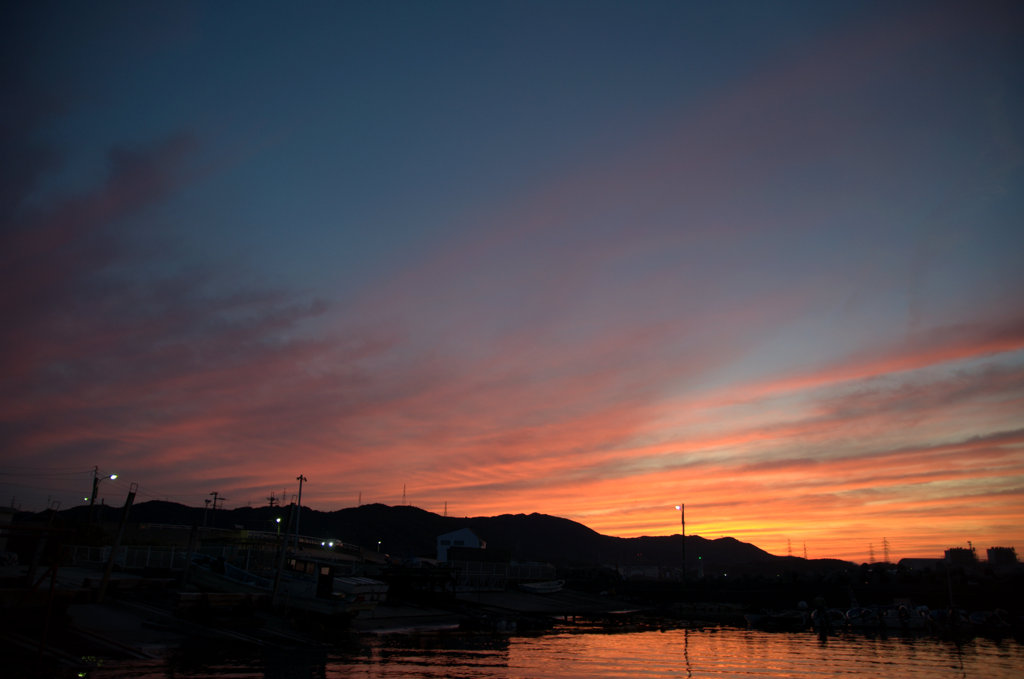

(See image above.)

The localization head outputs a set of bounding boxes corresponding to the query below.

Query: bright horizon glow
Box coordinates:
[3,2,1022,565]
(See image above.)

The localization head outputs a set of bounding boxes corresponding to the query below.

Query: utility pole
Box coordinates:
[98,483,137,603]
[273,502,296,608]
[675,503,685,581]
[89,466,117,525]
[208,492,225,527]
[294,475,307,549]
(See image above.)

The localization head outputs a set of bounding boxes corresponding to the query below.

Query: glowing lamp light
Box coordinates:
[109,474,118,480]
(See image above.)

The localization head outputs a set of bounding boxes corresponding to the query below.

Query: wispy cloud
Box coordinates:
[3,1,1021,562]
[0,133,397,503]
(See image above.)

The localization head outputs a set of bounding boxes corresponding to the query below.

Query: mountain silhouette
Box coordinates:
[55,501,851,572]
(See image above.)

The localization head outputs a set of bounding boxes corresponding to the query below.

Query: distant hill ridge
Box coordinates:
[56,501,853,572]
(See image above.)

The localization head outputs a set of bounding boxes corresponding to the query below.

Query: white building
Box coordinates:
[437,527,485,562]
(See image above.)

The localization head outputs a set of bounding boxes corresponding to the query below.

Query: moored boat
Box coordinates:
[744,610,808,631]
[188,550,387,619]
[518,579,564,594]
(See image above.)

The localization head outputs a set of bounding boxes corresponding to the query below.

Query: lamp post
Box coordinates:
[89,466,118,506]
[675,503,685,582]
[275,517,281,535]
[294,475,307,549]
[88,467,118,525]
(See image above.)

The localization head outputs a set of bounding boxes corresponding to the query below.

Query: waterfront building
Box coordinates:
[436,528,485,562]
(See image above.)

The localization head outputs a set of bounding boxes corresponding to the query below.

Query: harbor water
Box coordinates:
[84,626,1024,678]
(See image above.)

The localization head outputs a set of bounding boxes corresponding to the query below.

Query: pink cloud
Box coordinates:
[5,0,1021,564]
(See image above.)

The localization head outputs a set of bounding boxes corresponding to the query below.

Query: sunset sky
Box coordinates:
[3,1,1023,562]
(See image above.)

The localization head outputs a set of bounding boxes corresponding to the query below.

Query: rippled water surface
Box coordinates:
[89,627,1024,679]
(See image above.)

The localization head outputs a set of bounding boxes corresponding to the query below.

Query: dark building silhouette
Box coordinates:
[944,546,978,566]
[987,546,1018,572]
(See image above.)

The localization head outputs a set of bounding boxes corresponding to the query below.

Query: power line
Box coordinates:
[0,469,94,478]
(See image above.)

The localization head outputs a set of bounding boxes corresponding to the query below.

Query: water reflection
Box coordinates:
[83,627,1024,679]
[683,627,692,679]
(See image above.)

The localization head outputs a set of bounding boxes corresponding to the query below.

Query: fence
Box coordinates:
[68,543,276,571]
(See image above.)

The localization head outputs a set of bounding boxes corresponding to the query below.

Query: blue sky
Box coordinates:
[3,1,1023,560]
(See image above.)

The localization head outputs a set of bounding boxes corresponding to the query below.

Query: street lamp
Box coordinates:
[294,474,307,549]
[675,504,685,581]
[88,467,118,506]
[275,517,282,535]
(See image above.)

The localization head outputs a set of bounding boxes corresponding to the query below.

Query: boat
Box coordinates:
[188,550,387,619]
[811,607,846,634]
[189,555,274,593]
[744,610,808,632]
[518,579,564,594]
[845,606,882,630]
[878,605,928,631]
